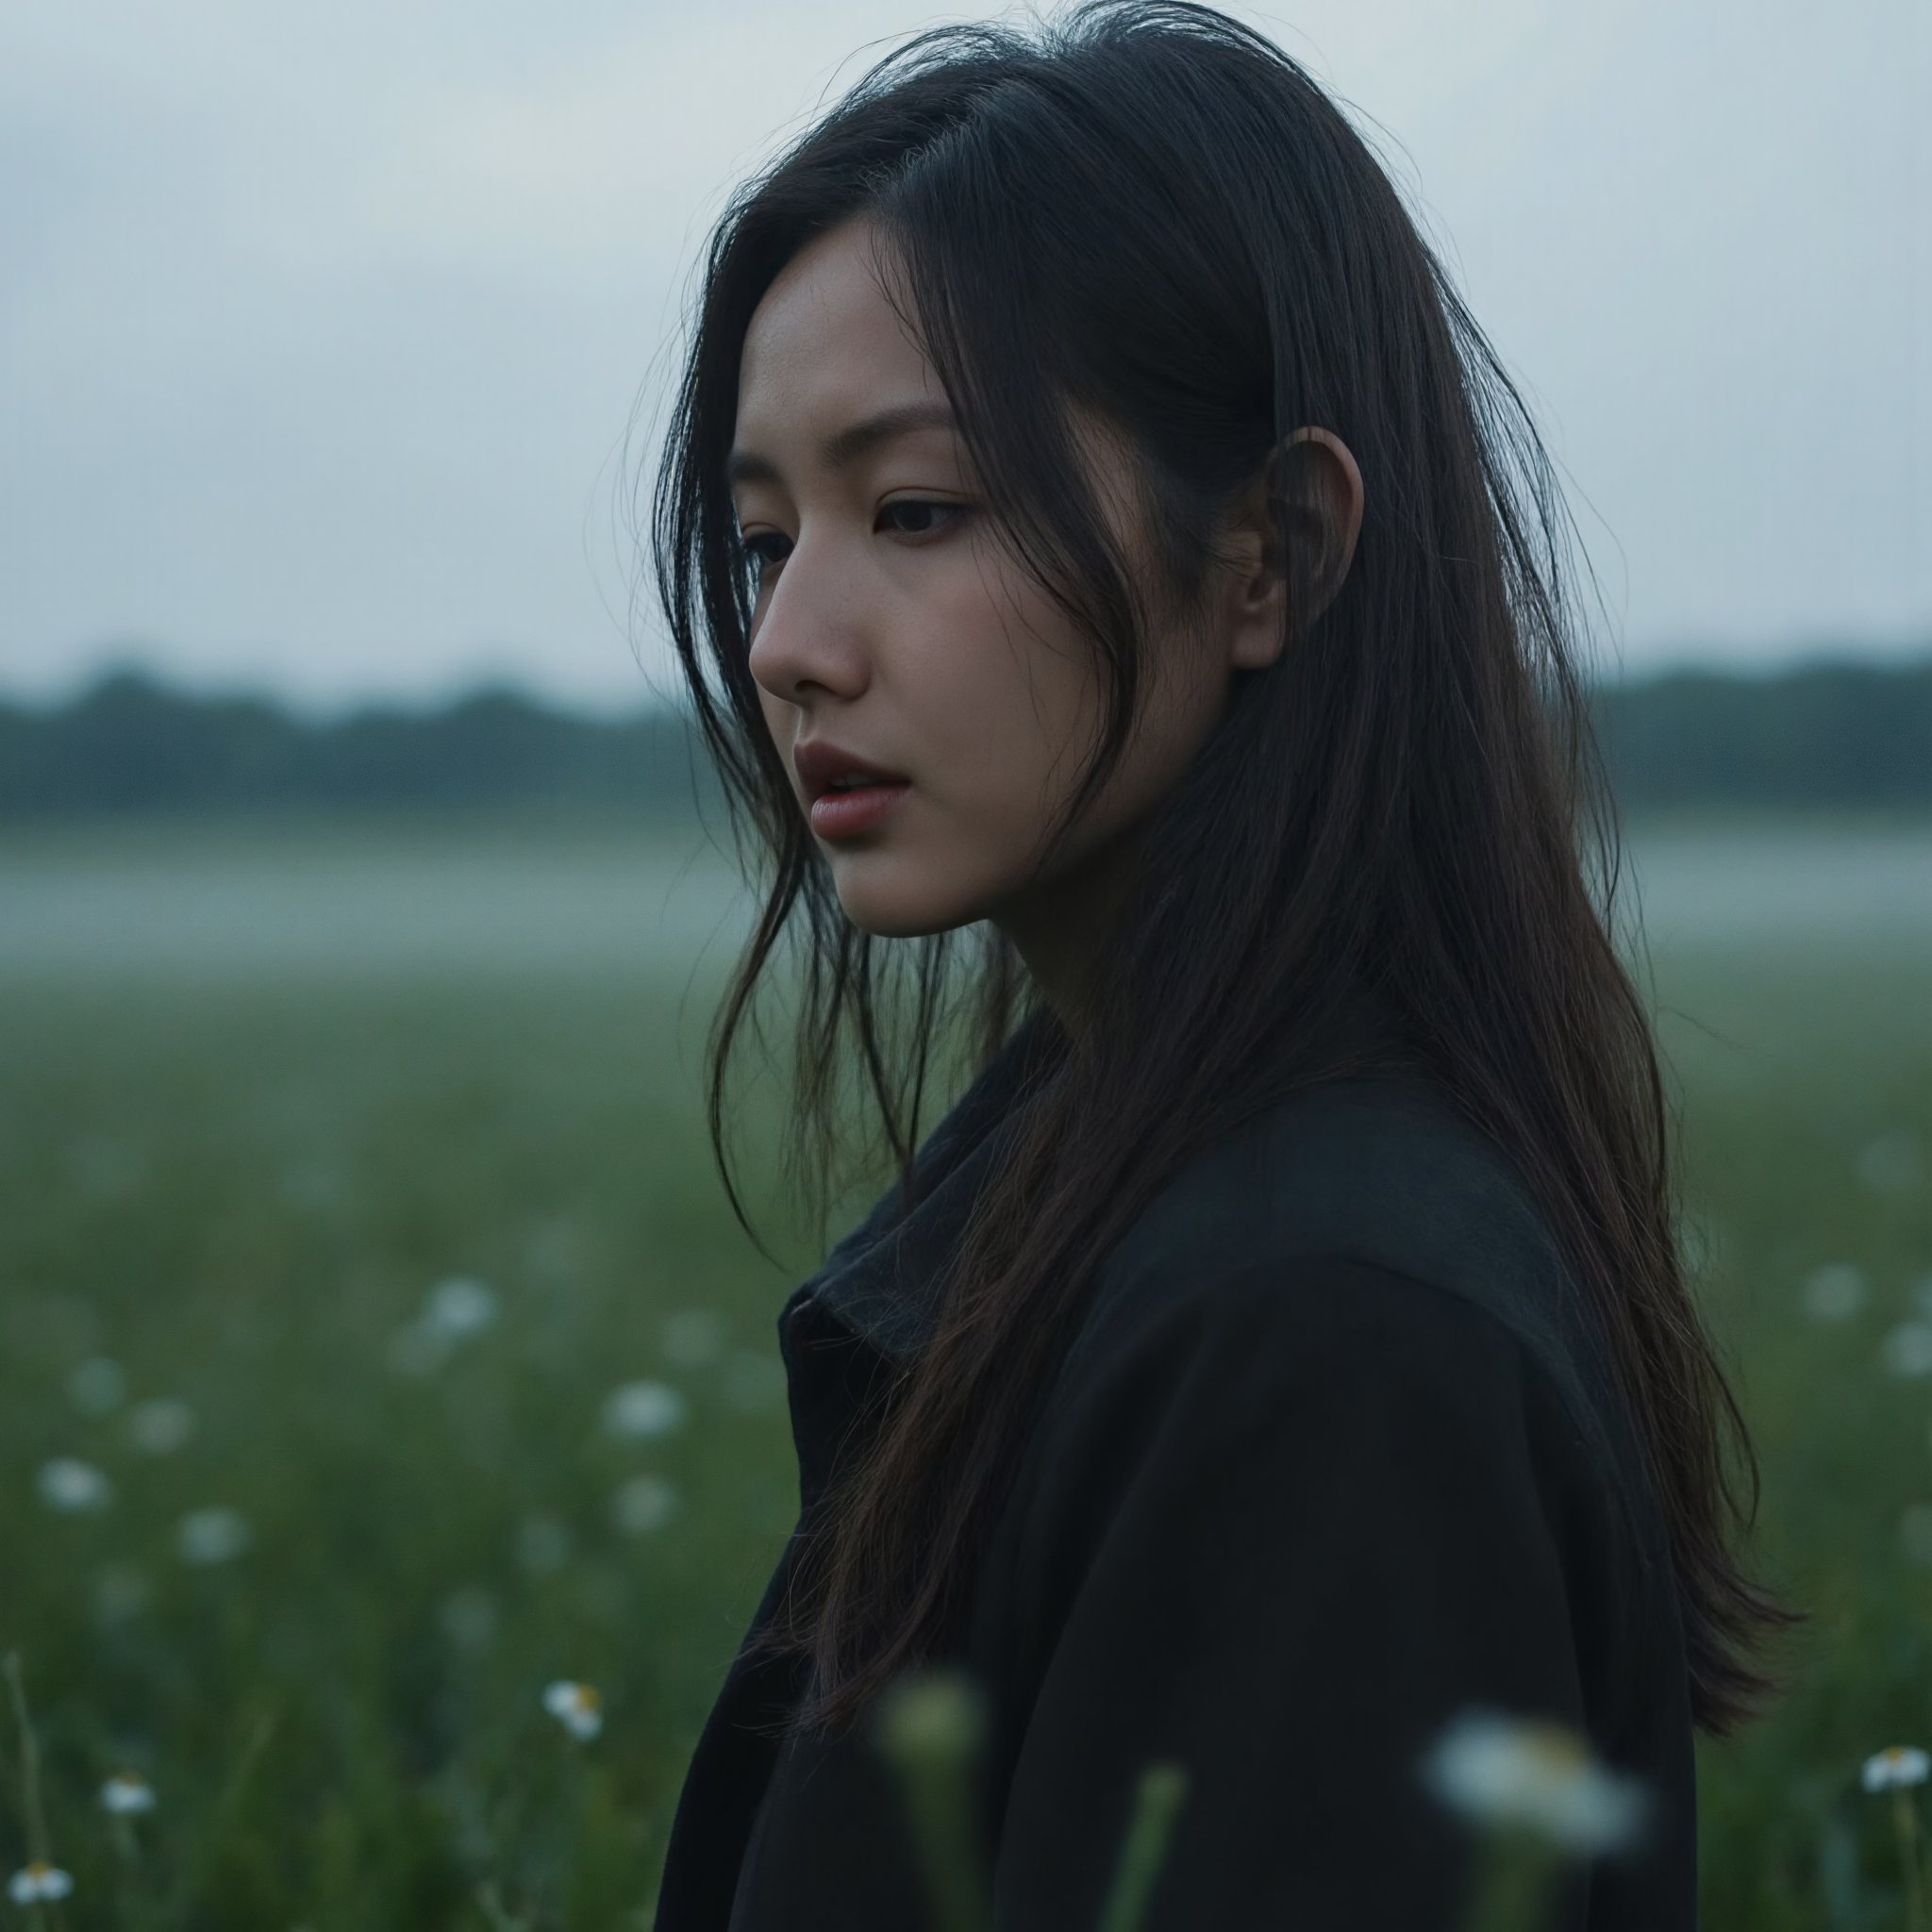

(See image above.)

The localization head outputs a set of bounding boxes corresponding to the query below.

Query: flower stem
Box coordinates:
[3,1653,56,1932]
[1098,1761,1191,1932]
[883,1745,991,1932]
[475,1878,533,1931]
[1462,1828,1562,1932]
[872,1672,992,1932]
[3,1653,52,1863]
[108,1811,141,1864]
[1894,1788,1925,1932]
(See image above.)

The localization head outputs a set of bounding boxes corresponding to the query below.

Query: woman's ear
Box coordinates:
[1221,425,1365,672]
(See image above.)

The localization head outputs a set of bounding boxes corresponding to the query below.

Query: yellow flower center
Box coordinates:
[1518,1722,1589,1778]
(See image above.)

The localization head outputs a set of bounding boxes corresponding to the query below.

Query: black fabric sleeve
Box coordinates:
[988,1253,1639,1929]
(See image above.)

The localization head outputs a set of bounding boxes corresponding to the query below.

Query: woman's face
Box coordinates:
[728,215,1308,999]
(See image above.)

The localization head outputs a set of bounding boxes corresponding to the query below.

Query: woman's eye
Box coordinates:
[878,500,968,539]
[736,503,966,585]
[739,532,791,582]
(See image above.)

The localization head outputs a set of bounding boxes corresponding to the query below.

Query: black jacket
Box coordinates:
[653,1003,1698,1929]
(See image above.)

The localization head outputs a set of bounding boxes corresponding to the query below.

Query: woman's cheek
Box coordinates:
[822,791,1023,939]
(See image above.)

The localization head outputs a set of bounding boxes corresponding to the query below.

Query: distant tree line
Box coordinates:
[1589,657,1932,809]
[0,674,724,820]
[1,657,1927,820]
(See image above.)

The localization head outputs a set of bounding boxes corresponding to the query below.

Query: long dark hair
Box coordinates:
[651,0,1796,1742]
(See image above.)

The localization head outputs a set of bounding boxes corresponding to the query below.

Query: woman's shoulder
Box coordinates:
[991,1076,1690,1764]
[1046,1070,1653,1524]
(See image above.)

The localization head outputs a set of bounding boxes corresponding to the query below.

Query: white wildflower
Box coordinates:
[601,1379,688,1441]
[126,1396,195,1456]
[1863,1745,1932,1792]
[100,1771,156,1815]
[610,1474,680,1536]
[1882,1322,1932,1378]
[38,1456,113,1512]
[177,1506,251,1565]
[1674,1215,1716,1281]
[389,1276,499,1373]
[1422,1708,1646,1856]
[8,1861,75,1903]
[1802,1262,1869,1323]
[542,1679,603,1740]
[69,1355,126,1415]
[423,1275,498,1341]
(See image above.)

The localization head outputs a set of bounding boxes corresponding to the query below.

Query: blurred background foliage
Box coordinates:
[5,653,1931,820]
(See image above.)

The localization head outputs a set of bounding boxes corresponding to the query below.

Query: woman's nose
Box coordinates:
[745,540,872,706]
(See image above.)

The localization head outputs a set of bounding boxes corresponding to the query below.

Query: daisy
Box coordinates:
[37,1457,112,1512]
[1865,1745,1932,1927]
[8,1861,75,1903]
[1882,1324,1932,1379]
[1422,1708,1646,1857]
[610,1474,680,1536]
[177,1505,251,1565]
[1863,1745,1932,1792]
[422,1275,498,1341]
[542,1680,603,1741]
[601,1379,688,1441]
[100,1771,157,1815]
[1801,1262,1868,1323]
[126,1397,195,1456]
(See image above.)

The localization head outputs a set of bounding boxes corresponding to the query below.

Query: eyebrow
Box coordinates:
[725,400,957,488]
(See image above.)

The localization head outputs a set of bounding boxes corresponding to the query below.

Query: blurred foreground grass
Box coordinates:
[1,815,1929,1927]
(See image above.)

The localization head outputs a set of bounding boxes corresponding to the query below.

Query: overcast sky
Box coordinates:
[3,0,1926,712]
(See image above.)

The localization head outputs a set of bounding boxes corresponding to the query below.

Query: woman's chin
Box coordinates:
[829,866,987,941]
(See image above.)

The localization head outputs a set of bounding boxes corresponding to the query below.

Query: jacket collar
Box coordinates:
[778,1007,1059,1366]
[776,984,1407,1368]
[776,1004,1066,1367]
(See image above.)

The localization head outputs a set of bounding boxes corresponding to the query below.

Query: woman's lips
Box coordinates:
[808,780,912,840]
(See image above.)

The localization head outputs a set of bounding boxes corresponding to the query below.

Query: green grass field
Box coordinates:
[3,817,1930,1927]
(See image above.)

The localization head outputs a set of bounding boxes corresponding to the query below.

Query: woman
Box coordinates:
[646,3,1794,1925]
